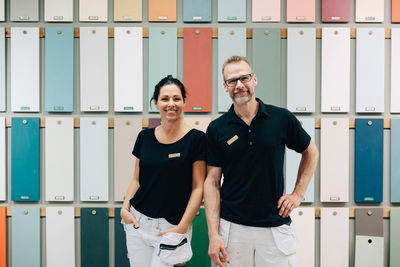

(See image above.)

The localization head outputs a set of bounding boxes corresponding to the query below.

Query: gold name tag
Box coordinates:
[169,153,181,158]
[227,135,239,145]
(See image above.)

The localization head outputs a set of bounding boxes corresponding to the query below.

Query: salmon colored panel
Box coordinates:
[252,0,280,22]
[287,0,315,22]
[0,207,6,267]
[393,0,400,22]
[321,0,350,22]
[183,28,212,113]
[148,0,176,22]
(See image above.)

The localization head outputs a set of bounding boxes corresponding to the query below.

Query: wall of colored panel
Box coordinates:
[148,0,176,22]
[11,118,40,201]
[321,0,350,22]
[45,117,74,201]
[252,28,281,106]
[390,209,400,266]
[321,28,350,113]
[80,27,109,112]
[291,208,315,267]
[114,0,142,22]
[287,28,316,113]
[391,120,400,203]
[0,28,4,112]
[148,28,177,112]
[114,27,143,112]
[10,0,39,21]
[218,0,246,22]
[187,208,210,267]
[356,28,385,113]
[393,0,400,22]
[355,119,383,203]
[114,208,130,267]
[287,0,315,22]
[11,27,39,112]
[183,118,212,133]
[45,27,74,112]
[81,208,109,267]
[356,0,384,22]
[252,0,280,22]
[218,28,246,112]
[183,28,212,112]
[183,0,211,22]
[44,0,73,22]
[12,207,40,267]
[0,118,4,201]
[79,0,107,22]
[391,29,400,113]
[0,207,5,267]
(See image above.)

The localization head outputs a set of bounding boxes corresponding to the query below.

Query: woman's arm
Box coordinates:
[120,157,141,226]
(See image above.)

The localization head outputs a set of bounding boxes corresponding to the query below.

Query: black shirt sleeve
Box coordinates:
[191,131,207,162]
[285,110,311,153]
[132,129,145,158]
[206,122,223,167]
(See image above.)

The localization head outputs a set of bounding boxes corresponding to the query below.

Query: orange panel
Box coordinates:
[183,28,212,113]
[148,0,176,22]
[0,207,6,267]
[393,0,400,22]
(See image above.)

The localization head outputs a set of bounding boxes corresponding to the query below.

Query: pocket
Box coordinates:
[219,219,230,248]
[271,224,298,256]
[158,232,193,265]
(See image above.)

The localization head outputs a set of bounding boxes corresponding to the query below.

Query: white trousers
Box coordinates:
[219,219,298,267]
[123,207,192,267]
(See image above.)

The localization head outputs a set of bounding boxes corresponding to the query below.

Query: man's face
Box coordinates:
[223,61,257,105]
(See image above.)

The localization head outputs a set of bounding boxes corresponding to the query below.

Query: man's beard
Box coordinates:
[232,89,252,105]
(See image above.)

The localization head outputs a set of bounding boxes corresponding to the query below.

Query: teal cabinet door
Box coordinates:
[218,0,246,22]
[391,119,400,202]
[45,27,74,112]
[183,0,211,22]
[187,208,211,267]
[81,208,109,267]
[11,118,40,201]
[115,208,129,267]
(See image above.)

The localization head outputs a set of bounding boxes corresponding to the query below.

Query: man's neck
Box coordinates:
[233,97,258,126]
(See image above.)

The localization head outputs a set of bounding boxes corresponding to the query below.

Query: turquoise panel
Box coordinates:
[148,28,177,112]
[187,208,211,267]
[218,0,246,22]
[252,28,281,106]
[183,0,211,22]
[115,208,129,267]
[45,27,74,112]
[390,209,400,266]
[12,207,40,267]
[391,119,400,202]
[11,118,40,201]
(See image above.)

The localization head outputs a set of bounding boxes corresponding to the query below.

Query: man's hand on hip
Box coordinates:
[277,192,303,218]
[208,234,228,267]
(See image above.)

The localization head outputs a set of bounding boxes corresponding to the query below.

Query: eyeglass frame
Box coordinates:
[224,73,255,88]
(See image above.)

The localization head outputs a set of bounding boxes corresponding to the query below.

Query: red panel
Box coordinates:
[322,0,350,22]
[183,28,212,113]
[393,0,400,22]
[0,207,6,267]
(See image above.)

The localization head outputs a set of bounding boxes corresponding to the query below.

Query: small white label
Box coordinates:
[331,107,341,111]
[365,16,375,21]
[90,106,100,110]
[262,16,272,20]
[296,16,306,20]
[53,16,64,20]
[158,16,168,20]
[123,16,133,20]
[19,16,29,20]
[89,196,100,200]
[55,196,65,200]
[365,107,376,111]
[296,107,307,111]
[330,196,340,201]
[331,16,341,20]
[89,16,99,20]
[192,16,202,20]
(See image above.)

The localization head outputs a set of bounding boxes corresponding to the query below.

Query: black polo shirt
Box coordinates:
[206,98,311,227]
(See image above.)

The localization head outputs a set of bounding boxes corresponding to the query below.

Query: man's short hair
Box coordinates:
[222,56,253,79]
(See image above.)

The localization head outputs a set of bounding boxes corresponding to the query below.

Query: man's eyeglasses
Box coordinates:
[224,73,254,88]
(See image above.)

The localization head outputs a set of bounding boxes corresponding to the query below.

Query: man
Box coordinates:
[204,56,319,267]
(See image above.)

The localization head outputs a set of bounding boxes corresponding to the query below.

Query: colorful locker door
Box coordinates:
[12,207,40,267]
[356,28,385,113]
[390,208,400,266]
[114,118,142,202]
[252,28,281,106]
[148,0,176,22]
[148,118,161,128]
[115,208,129,267]
[80,118,108,201]
[0,0,4,21]
[183,28,212,113]
[79,0,107,22]
[187,208,210,267]
[11,27,39,112]
[114,27,143,112]
[287,28,316,113]
[218,28,246,112]
[291,208,315,267]
[80,27,109,112]
[183,0,212,22]
[391,119,400,202]
[320,118,349,202]
[356,0,384,22]
[321,0,350,22]
[0,117,4,201]
[11,118,40,201]
[285,118,314,202]
[287,0,315,22]
[218,0,246,22]
[0,28,4,112]
[0,206,5,267]
[81,208,109,267]
[252,0,280,22]
[355,119,383,203]
[148,28,177,112]
[45,27,74,112]
[183,118,212,133]
[45,118,74,201]
[320,208,349,267]
[355,208,384,267]
[10,0,39,21]
[114,0,142,22]
[44,0,73,22]
[321,28,350,113]
[391,29,400,113]
[46,207,75,267]
[393,0,400,22]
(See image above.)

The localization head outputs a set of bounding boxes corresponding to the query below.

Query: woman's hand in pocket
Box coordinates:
[121,208,140,228]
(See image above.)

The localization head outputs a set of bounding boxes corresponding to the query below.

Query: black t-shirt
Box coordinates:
[130,128,206,225]
[206,98,311,227]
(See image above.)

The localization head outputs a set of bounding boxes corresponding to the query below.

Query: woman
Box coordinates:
[121,75,206,267]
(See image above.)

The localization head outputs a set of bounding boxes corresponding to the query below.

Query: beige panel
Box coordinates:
[114,0,142,21]
[183,117,212,133]
[291,208,315,267]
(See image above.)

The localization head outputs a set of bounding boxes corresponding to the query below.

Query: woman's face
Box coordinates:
[154,84,185,122]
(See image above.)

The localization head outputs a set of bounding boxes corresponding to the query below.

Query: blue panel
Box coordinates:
[218,0,246,22]
[45,27,74,112]
[12,207,40,267]
[391,119,400,202]
[11,118,40,201]
[183,0,211,22]
[355,119,383,203]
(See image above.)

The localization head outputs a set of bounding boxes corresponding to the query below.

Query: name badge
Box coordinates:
[169,153,181,158]
[227,135,239,145]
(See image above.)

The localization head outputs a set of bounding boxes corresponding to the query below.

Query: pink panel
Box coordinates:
[321,0,350,22]
[252,0,280,22]
[287,0,315,22]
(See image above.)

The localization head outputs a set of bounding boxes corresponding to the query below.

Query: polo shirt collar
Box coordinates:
[226,98,270,124]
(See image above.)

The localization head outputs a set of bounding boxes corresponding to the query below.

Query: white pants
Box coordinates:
[219,219,298,267]
[123,207,192,267]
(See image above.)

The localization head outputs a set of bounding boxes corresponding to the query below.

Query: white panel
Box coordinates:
[80,117,108,201]
[114,27,143,112]
[0,28,5,111]
[79,0,108,22]
[46,207,75,267]
[356,0,384,22]
[0,117,4,200]
[356,28,385,113]
[287,28,316,113]
[355,236,384,267]
[45,0,73,22]
[320,118,349,202]
[321,28,350,113]
[80,27,109,112]
[11,27,40,112]
[45,117,74,201]
[291,208,315,267]
[320,208,349,267]
[391,29,400,113]
[0,0,4,21]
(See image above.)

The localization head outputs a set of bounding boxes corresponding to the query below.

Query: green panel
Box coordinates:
[115,208,129,267]
[252,28,281,106]
[391,209,400,266]
[187,208,211,267]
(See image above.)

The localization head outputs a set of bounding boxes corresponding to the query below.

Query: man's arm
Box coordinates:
[278,140,319,218]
